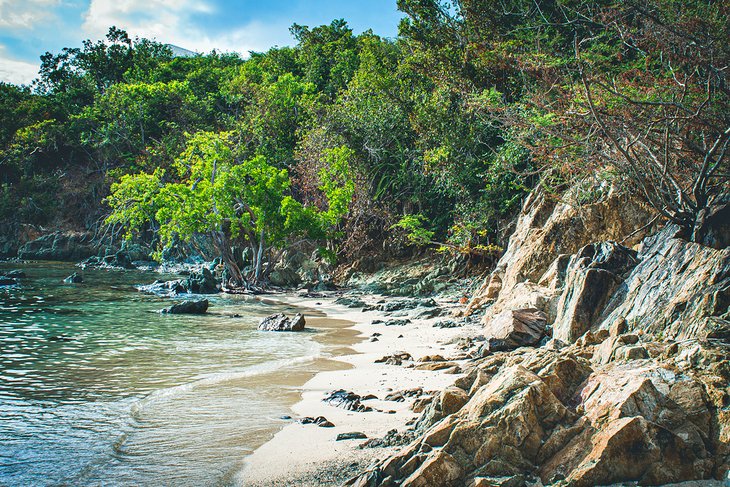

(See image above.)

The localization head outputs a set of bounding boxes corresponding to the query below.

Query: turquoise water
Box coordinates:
[0,262,342,486]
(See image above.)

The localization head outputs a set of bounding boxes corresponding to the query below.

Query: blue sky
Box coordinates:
[0,0,403,85]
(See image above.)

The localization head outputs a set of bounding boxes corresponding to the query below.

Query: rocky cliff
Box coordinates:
[349,188,729,486]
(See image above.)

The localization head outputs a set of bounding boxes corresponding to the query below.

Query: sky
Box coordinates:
[0,0,404,85]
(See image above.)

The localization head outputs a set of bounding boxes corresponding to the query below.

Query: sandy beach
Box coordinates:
[237,293,476,486]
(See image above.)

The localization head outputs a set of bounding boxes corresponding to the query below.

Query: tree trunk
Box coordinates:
[254,228,265,284]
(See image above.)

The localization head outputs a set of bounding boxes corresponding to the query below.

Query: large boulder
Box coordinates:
[483,308,547,351]
[552,242,638,342]
[161,299,209,314]
[258,313,306,331]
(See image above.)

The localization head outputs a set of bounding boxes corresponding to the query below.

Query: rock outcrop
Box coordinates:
[349,339,729,487]
[186,267,219,294]
[18,232,97,261]
[350,186,729,487]
[465,188,655,319]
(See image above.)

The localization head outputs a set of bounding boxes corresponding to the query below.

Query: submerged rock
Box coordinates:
[161,299,209,314]
[1,270,25,278]
[258,313,306,331]
[63,272,83,283]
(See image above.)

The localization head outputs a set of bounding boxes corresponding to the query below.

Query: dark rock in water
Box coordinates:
[0,277,18,286]
[63,272,83,284]
[161,299,209,314]
[258,313,306,331]
[138,279,187,297]
[186,267,218,294]
[323,389,372,412]
[18,232,96,261]
[336,432,367,441]
[48,335,74,342]
[1,270,25,278]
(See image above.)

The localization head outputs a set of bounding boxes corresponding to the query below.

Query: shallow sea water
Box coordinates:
[0,262,353,486]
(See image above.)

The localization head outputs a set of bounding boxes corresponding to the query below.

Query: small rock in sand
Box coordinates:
[337,432,367,441]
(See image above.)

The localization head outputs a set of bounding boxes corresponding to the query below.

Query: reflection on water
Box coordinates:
[0,262,347,486]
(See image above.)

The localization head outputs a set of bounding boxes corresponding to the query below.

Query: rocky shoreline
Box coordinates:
[241,190,729,486]
[2,188,728,487]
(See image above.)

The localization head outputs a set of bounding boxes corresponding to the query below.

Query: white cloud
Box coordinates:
[0,45,39,85]
[0,0,60,29]
[82,0,291,56]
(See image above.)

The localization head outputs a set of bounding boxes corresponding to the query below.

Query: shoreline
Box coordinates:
[237,292,478,486]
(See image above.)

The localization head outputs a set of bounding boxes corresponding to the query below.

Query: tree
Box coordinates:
[105,131,352,287]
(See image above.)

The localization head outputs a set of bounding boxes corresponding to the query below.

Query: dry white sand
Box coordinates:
[235,293,477,486]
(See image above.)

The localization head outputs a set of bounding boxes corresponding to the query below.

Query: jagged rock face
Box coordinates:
[466,189,654,318]
[552,242,638,342]
[18,232,97,261]
[600,225,730,341]
[348,342,730,487]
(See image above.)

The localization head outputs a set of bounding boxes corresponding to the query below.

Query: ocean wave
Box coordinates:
[130,352,323,417]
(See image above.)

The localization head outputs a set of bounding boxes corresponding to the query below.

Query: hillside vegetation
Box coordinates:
[1,0,727,286]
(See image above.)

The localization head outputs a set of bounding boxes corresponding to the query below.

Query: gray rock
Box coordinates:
[161,299,209,314]
[600,225,730,341]
[258,313,306,331]
[138,279,187,296]
[186,267,218,294]
[335,297,367,308]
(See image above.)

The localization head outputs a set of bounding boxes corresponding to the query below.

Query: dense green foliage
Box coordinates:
[1,0,727,282]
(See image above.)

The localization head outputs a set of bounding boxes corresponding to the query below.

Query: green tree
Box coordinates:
[106,131,352,287]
